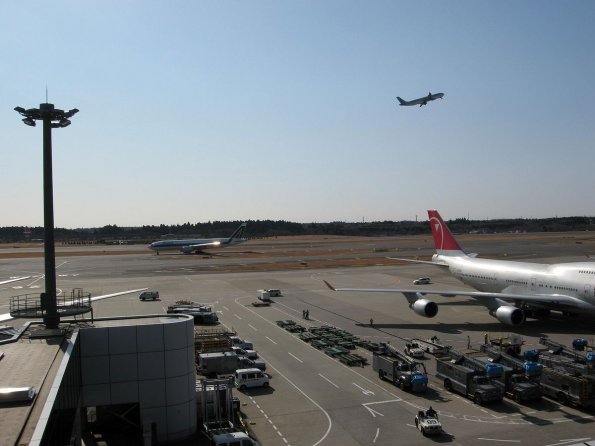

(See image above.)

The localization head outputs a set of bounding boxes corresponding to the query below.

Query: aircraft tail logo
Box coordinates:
[427,210,465,256]
[396,97,406,105]
[229,223,247,241]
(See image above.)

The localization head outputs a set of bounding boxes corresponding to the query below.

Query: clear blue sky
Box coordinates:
[2,1,594,228]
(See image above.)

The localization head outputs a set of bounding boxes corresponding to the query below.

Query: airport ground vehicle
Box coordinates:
[229,336,253,350]
[414,410,442,436]
[373,343,428,392]
[139,290,159,301]
[239,357,266,372]
[167,303,219,324]
[211,432,255,446]
[266,288,282,297]
[257,290,271,302]
[413,277,431,285]
[480,344,542,402]
[436,354,504,404]
[234,368,269,391]
[405,341,425,358]
[539,336,595,368]
[198,352,240,377]
[232,346,258,360]
[411,337,450,356]
[525,346,595,408]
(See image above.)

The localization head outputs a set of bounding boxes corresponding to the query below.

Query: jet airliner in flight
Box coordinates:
[397,92,444,107]
[325,210,595,326]
[149,223,247,255]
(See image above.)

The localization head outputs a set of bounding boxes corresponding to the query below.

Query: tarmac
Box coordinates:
[1,233,594,445]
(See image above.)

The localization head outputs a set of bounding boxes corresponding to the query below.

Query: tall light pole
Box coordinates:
[14,103,79,329]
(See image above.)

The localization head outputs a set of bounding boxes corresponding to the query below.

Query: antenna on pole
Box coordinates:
[45,85,49,103]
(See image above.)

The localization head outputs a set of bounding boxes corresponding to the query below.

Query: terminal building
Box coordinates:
[0,313,198,445]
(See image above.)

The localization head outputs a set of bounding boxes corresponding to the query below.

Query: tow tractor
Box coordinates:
[414,409,442,436]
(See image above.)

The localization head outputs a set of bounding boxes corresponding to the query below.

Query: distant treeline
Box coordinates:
[0,216,594,244]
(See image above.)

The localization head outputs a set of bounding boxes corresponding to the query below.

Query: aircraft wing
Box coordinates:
[189,241,221,250]
[0,276,31,285]
[184,241,221,251]
[323,281,593,311]
[388,257,449,267]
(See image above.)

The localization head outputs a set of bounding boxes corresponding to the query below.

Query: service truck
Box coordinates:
[257,290,271,302]
[373,343,428,392]
[198,352,240,377]
[480,344,542,402]
[524,349,595,408]
[436,356,504,404]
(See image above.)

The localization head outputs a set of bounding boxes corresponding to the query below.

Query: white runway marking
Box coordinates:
[288,352,303,363]
[372,427,380,443]
[318,373,339,388]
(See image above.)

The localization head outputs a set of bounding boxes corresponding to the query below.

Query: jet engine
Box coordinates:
[491,306,524,326]
[181,246,194,254]
[411,299,438,318]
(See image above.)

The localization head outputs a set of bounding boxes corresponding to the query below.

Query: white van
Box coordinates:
[234,368,269,391]
[267,289,282,297]
[139,291,159,301]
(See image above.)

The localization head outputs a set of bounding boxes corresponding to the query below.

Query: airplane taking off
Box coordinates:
[325,210,595,326]
[397,92,444,107]
[148,223,247,255]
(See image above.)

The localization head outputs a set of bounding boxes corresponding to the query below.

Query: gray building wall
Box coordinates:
[79,317,197,443]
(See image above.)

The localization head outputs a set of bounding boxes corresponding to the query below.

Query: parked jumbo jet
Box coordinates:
[148,223,247,255]
[397,92,444,107]
[325,210,595,326]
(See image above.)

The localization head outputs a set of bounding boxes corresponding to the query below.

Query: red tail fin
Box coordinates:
[427,210,465,255]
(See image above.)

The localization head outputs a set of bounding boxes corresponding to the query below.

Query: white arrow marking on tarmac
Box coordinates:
[353,383,374,396]
[363,405,384,418]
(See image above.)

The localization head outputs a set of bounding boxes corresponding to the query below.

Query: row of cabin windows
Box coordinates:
[506,279,528,286]
[461,273,496,281]
[461,272,581,294]
[579,270,595,275]
[536,283,578,293]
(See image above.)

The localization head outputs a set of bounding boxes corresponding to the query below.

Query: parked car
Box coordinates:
[239,357,267,372]
[232,346,258,360]
[413,277,431,285]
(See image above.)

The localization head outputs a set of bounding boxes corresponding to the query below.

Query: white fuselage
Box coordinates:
[436,254,595,311]
[149,237,244,253]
